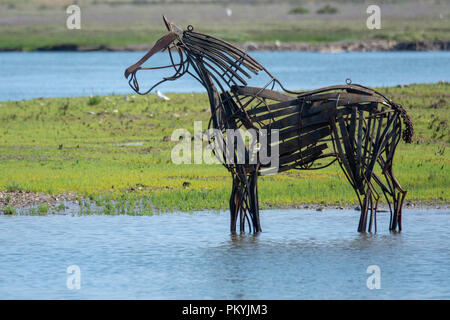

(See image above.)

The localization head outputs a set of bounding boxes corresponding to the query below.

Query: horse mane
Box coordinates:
[181,30,266,87]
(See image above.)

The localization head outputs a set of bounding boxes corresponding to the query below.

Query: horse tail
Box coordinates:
[390,102,414,143]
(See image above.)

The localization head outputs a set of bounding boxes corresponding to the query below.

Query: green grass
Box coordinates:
[5,181,25,192]
[88,96,102,106]
[0,83,448,213]
[288,7,310,15]
[37,204,50,215]
[316,5,339,14]
[3,205,16,215]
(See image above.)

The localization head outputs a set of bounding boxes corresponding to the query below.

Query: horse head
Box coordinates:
[124,16,190,94]
[124,16,267,95]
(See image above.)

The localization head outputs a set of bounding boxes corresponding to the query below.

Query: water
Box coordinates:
[0,209,449,299]
[0,51,449,101]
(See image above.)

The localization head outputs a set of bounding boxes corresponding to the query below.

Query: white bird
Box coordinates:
[156,90,170,101]
[226,8,232,17]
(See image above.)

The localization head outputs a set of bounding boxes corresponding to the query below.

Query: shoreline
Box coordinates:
[1,190,448,215]
[1,40,449,53]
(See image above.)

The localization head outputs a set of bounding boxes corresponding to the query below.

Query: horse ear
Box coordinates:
[162,15,183,35]
[162,15,171,31]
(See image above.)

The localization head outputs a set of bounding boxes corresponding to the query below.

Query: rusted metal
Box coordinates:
[125,17,414,233]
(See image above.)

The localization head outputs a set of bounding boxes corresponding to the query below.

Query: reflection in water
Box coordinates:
[229,232,261,246]
[205,220,407,299]
[0,209,448,299]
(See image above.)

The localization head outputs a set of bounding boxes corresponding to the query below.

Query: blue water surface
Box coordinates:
[0,51,448,101]
[0,209,449,299]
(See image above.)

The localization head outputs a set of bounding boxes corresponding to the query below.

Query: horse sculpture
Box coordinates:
[124,16,414,233]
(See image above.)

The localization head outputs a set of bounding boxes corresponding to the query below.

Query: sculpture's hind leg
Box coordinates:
[329,105,403,232]
[329,110,379,233]
[229,165,261,233]
[358,177,381,232]
[248,167,262,232]
[369,120,406,232]
[373,163,406,232]
[383,165,407,232]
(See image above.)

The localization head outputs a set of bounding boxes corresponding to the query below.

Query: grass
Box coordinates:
[37,204,50,215]
[0,1,448,50]
[5,182,25,192]
[0,83,448,214]
[88,96,102,106]
[316,5,339,14]
[288,7,310,15]
[3,205,16,215]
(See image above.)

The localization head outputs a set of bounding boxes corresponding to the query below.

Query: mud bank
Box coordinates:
[2,40,449,53]
[1,190,448,215]
[239,40,450,52]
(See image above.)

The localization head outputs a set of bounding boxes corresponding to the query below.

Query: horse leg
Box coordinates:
[229,175,239,233]
[248,168,262,232]
[229,166,262,233]
[330,114,374,233]
[362,177,381,233]
[376,127,406,232]
[358,111,401,232]
[386,166,407,232]
[358,189,370,232]
[229,170,247,233]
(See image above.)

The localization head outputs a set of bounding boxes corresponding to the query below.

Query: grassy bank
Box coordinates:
[0,83,448,214]
[1,1,449,51]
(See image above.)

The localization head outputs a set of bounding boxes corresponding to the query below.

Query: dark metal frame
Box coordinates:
[125,17,414,233]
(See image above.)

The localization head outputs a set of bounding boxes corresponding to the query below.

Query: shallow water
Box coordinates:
[0,209,449,299]
[0,51,449,101]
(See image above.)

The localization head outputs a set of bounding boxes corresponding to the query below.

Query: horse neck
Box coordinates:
[192,62,223,128]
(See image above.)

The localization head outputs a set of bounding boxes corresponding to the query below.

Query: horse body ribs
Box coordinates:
[228,85,390,178]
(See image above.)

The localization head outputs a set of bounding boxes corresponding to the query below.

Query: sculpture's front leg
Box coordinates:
[229,165,261,233]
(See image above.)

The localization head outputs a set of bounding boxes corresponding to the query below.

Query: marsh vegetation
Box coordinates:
[0,0,448,50]
[0,83,448,214]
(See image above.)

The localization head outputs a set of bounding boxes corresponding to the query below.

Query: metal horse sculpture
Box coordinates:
[125,17,414,233]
